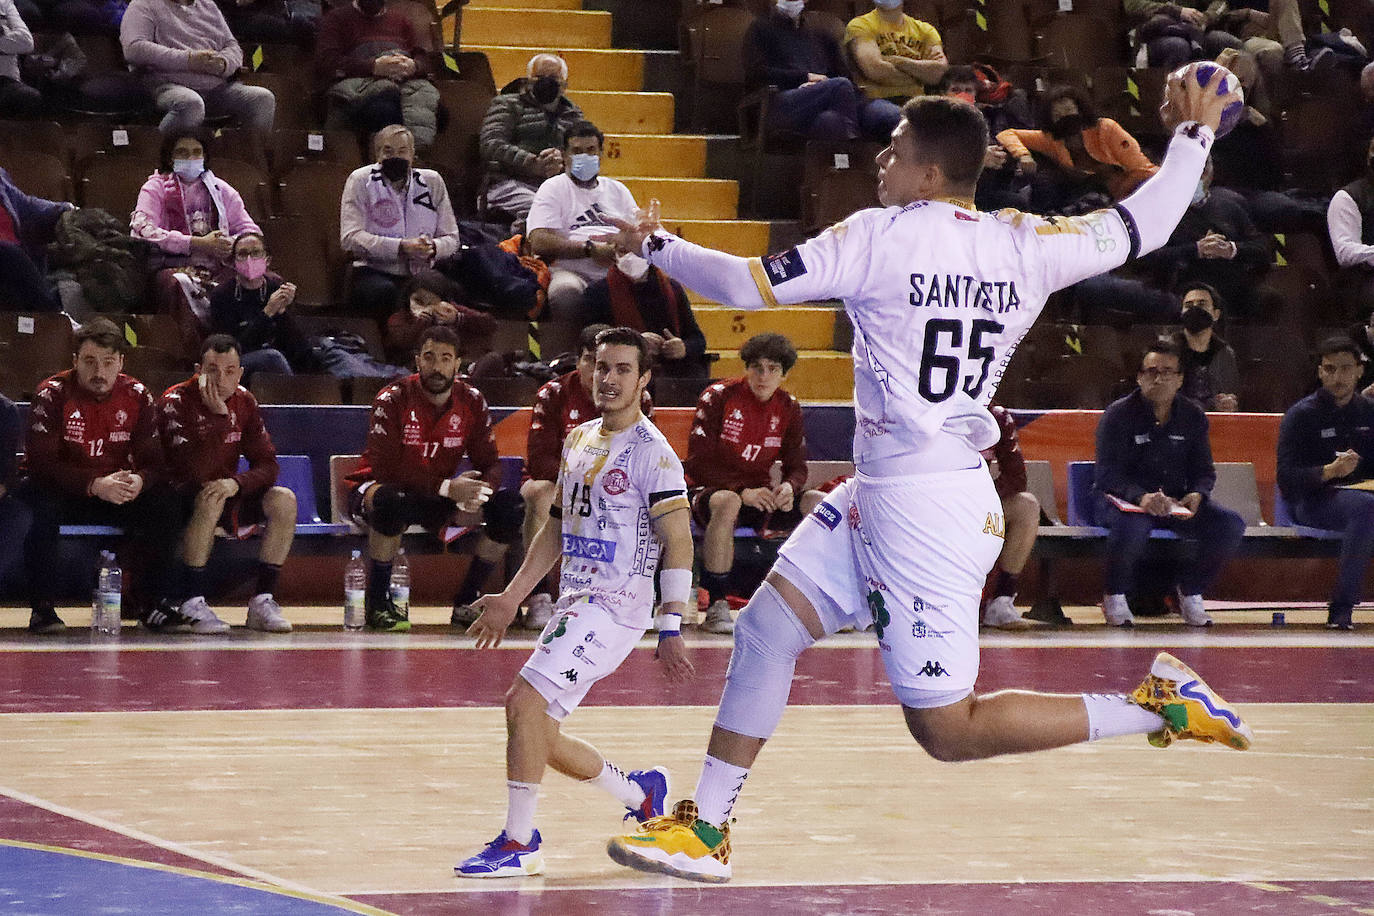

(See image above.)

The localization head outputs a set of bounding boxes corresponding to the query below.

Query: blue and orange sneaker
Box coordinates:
[454,829,543,878]
[1131,652,1254,750]
[625,766,670,823]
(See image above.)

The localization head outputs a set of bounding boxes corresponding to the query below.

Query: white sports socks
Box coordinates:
[586,760,645,810]
[504,781,539,845]
[694,755,750,827]
[1082,693,1166,741]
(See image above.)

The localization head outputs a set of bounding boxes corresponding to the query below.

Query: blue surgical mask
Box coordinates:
[173,158,205,182]
[570,153,600,182]
[776,0,805,17]
[874,0,904,9]
[1191,180,1207,206]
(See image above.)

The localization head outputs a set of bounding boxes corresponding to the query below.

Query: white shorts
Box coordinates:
[775,477,865,634]
[520,600,645,721]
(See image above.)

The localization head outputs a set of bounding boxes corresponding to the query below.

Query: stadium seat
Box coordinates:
[0,312,74,400]
[251,372,344,405]
[237,70,316,133]
[78,152,152,216]
[269,128,366,180]
[3,153,72,204]
[468,375,540,408]
[235,454,349,534]
[259,215,336,308]
[1033,12,1128,70]
[122,345,187,378]
[70,122,163,165]
[681,5,754,131]
[126,314,191,361]
[429,79,494,218]
[1024,459,1060,523]
[653,376,714,407]
[348,375,392,406]
[206,157,273,219]
[0,120,69,173]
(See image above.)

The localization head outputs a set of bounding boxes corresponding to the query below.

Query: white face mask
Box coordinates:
[874,0,904,9]
[616,252,650,281]
[776,0,805,18]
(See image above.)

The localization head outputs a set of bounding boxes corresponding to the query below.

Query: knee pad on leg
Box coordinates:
[715,583,817,740]
[482,489,524,545]
[368,486,408,537]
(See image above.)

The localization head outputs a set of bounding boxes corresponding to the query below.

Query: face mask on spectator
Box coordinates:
[1047,114,1084,139]
[570,153,600,181]
[776,0,805,18]
[236,256,268,281]
[1191,180,1207,206]
[949,90,976,104]
[379,156,411,182]
[357,0,385,16]
[1181,306,1214,333]
[617,252,650,281]
[173,158,204,181]
[874,0,904,9]
[530,75,561,106]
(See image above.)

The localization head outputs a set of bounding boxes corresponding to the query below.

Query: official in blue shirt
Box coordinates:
[1277,336,1374,630]
[1093,337,1245,628]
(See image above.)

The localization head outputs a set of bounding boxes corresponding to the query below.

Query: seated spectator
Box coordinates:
[526,120,638,321]
[217,0,317,44]
[157,334,296,634]
[1328,136,1374,318]
[479,53,584,224]
[744,0,864,142]
[316,0,438,150]
[582,252,709,380]
[844,0,947,140]
[120,0,275,136]
[341,124,460,323]
[937,65,1030,211]
[1092,338,1245,627]
[16,318,183,634]
[0,164,72,310]
[684,333,824,634]
[997,85,1158,215]
[383,268,495,367]
[1276,336,1374,630]
[1128,0,1244,69]
[209,231,315,380]
[0,0,41,117]
[1127,0,1327,72]
[345,325,523,631]
[519,323,654,630]
[980,404,1039,629]
[133,130,261,350]
[1347,306,1374,398]
[0,393,30,594]
[1173,281,1240,411]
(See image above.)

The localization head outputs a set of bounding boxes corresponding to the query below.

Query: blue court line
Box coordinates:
[0,840,394,915]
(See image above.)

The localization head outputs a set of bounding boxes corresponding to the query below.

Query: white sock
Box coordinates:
[1082,693,1166,741]
[504,781,539,845]
[585,759,644,810]
[693,755,749,827]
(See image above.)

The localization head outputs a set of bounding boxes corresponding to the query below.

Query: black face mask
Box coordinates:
[530,74,561,106]
[1181,307,1215,333]
[357,0,385,16]
[1048,114,1085,140]
[379,156,410,182]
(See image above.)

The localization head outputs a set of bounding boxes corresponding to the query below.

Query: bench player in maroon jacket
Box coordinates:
[18,318,182,634]
[347,325,524,631]
[685,333,824,634]
[979,404,1040,629]
[157,335,298,634]
[519,323,654,629]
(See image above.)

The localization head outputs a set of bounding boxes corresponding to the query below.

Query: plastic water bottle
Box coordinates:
[344,549,366,630]
[91,550,121,637]
[389,549,410,620]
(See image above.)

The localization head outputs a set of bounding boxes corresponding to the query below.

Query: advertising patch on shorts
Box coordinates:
[562,534,617,561]
[811,501,841,530]
[762,248,807,286]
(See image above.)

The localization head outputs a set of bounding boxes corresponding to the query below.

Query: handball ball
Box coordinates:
[1163,61,1245,139]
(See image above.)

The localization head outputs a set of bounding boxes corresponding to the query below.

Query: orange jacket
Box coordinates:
[996,118,1158,200]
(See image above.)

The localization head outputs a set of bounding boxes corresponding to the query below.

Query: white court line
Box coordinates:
[0,782,336,899]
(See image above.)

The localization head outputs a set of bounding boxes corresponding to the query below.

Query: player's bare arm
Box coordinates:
[650,503,696,682]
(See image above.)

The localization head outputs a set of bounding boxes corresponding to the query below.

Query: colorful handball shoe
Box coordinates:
[625,766,671,823]
[366,592,410,632]
[454,829,543,878]
[607,799,732,883]
[1131,651,1253,750]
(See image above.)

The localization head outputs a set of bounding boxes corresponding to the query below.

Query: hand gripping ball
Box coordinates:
[1164,61,1245,139]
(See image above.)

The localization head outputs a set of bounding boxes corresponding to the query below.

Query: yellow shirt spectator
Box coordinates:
[845,9,946,102]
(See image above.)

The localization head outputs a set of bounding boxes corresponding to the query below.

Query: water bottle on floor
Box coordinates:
[91,550,121,637]
[344,549,366,630]
[390,549,410,621]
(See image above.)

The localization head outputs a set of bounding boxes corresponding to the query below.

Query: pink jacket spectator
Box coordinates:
[131,169,260,267]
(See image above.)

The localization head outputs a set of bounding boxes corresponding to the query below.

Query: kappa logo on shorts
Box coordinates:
[811,501,841,530]
[761,248,807,286]
[562,534,617,562]
[918,660,950,677]
[560,669,579,684]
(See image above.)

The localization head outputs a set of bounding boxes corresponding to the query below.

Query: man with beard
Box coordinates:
[346,325,522,631]
[996,84,1158,214]
[456,327,694,878]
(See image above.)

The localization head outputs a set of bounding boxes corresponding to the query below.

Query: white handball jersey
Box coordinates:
[742,201,1134,467]
[554,415,689,628]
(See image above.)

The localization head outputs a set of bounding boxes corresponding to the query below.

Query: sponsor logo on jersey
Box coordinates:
[563,533,617,562]
[763,436,782,448]
[983,512,1004,538]
[761,248,807,286]
[769,416,779,430]
[114,409,128,426]
[811,501,841,530]
[108,431,130,442]
[602,467,629,495]
[442,437,463,448]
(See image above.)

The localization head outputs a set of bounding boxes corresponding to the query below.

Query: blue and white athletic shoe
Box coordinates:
[625,766,671,823]
[454,829,543,878]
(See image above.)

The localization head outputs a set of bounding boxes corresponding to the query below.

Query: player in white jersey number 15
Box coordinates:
[597,65,1253,884]
[455,327,696,879]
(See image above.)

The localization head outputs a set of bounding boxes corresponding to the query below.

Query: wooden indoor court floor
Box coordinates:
[0,605,1371,915]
